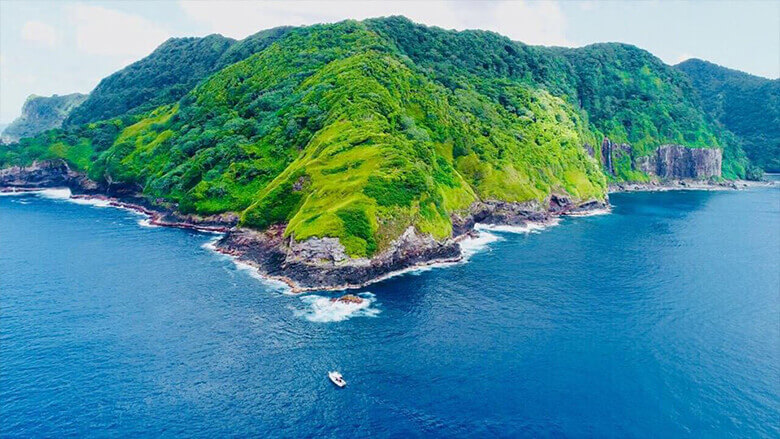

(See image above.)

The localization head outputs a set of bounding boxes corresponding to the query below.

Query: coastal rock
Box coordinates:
[469,199,549,225]
[217,225,461,291]
[0,161,78,188]
[288,236,349,264]
[2,160,610,291]
[213,196,611,292]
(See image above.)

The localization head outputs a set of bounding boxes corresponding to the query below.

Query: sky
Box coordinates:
[1,0,778,124]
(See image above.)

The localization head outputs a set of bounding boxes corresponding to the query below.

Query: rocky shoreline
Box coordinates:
[608,178,774,193]
[8,160,771,292]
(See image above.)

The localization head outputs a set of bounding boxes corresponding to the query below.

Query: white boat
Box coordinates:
[328,371,346,388]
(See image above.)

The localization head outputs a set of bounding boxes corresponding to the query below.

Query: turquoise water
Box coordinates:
[1,186,778,437]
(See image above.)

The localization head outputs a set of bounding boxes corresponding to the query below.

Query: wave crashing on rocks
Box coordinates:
[293,292,380,323]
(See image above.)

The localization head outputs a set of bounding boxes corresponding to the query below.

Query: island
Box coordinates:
[1,17,776,291]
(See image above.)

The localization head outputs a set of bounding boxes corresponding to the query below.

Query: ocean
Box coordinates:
[1,185,778,437]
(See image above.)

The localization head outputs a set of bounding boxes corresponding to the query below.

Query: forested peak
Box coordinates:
[216,26,295,68]
[677,58,777,84]
[64,33,237,127]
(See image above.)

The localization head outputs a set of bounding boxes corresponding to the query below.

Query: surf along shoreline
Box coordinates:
[3,160,767,293]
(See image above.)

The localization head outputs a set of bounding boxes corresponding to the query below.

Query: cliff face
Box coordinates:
[637,145,722,179]
[1,93,87,143]
[601,138,722,180]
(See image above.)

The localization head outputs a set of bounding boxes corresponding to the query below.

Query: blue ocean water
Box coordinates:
[1,186,778,438]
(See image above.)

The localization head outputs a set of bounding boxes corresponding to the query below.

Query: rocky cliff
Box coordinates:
[636,144,722,179]
[1,94,88,143]
[601,137,722,180]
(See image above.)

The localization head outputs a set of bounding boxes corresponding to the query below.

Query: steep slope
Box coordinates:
[64,34,236,126]
[1,93,87,143]
[677,58,779,172]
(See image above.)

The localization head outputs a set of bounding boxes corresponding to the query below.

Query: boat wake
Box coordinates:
[292,292,380,323]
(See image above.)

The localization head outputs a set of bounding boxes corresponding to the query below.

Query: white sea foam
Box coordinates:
[27,187,154,217]
[293,292,380,323]
[67,197,112,208]
[565,207,612,217]
[347,220,550,282]
[459,229,503,260]
[474,219,560,235]
[38,188,72,200]
[234,260,290,292]
[201,235,221,251]
[137,218,159,228]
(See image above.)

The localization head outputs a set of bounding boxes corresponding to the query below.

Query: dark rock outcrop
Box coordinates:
[221,194,608,291]
[217,225,462,291]
[0,160,238,230]
[0,160,92,189]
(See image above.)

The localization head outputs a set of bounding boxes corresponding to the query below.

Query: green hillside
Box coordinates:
[1,17,757,258]
[677,58,779,172]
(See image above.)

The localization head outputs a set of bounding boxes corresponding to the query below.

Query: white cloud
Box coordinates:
[178,0,570,46]
[21,20,58,48]
[67,3,171,57]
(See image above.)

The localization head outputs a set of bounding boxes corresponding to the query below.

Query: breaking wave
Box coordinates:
[67,197,112,208]
[292,292,380,323]
[37,188,72,200]
[137,218,159,228]
[474,219,560,235]
[459,228,504,260]
[565,207,612,217]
